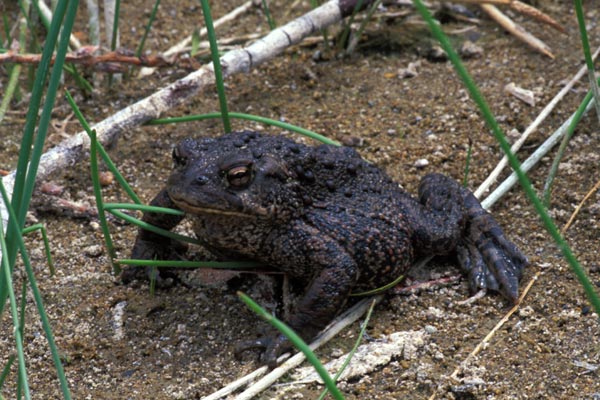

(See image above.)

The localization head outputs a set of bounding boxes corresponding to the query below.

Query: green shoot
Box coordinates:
[543,86,596,206]
[574,0,600,122]
[238,292,346,400]
[22,224,55,275]
[337,0,365,52]
[261,0,277,30]
[317,299,377,400]
[148,112,340,146]
[136,0,161,57]
[199,0,231,133]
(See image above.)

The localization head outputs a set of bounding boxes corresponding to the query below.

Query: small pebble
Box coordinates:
[341,135,364,147]
[424,325,437,334]
[460,40,484,58]
[414,159,429,168]
[99,171,114,186]
[83,245,104,258]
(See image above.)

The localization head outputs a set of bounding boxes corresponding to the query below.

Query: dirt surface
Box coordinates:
[1,1,600,399]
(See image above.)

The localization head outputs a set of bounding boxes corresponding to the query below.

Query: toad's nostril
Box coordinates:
[196,175,209,186]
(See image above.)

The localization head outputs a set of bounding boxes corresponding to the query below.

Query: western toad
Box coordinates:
[123,131,527,365]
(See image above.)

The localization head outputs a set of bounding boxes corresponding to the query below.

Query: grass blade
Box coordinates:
[574,0,600,122]
[261,0,277,30]
[238,292,345,400]
[317,299,377,400]
[0,0,73,320]
[148,112,340,145]
[199,0,231,133]
[136,0,161,57]
[0,181,72,399]
[89,129,119,273]
[0,205,31,399]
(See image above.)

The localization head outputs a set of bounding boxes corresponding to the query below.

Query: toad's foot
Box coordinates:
[121,237,188,287]
[234,333,290,368]
[457,192,528,303]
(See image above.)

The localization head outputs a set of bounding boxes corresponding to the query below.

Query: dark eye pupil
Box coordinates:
[227,166,251,187]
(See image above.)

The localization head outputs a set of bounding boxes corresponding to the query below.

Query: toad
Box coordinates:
[123,131,527,366]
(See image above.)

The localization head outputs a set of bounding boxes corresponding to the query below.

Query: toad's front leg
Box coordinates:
[122,189,186,286]
[235,223,358,367]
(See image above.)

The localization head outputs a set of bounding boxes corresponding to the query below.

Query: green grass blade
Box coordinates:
[261,0,277,30]
[89,129,119,273]
[22,224,55,275]
[191,28,201,57]
[104,203,184,216]
[110,0,121,51]
[118,259,261,269]
[574,0,600,122]
[66,90,143,204]
[346,0,381,54]
[0,3,28,123]
[199,0,231,133]
[0,181,72,399]
[317,299,376,400]
[238,292,345,400]
[22,0,80,208]
[543,88,594,205]
[0,356,15,389]
[148,112,340,146]
[107,209,200,246]
[0,0,71,320]
[2,14,10,47]
[136,0,161,57]
[412,0,600,314]
[337,0,365,51]
[0,211,31,399]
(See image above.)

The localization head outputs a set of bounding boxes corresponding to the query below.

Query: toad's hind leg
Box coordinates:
[414,173,527,303]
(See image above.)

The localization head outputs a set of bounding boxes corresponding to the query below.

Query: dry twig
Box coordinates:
[480,3,554,58]
[562,179,600,234]
[0,47,170,72]
[428,272,540,400]
[476,46,600,201]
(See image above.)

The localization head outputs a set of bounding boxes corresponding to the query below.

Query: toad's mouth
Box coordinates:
[170,197,266,218]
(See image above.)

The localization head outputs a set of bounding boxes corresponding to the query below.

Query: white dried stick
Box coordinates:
[475,46,600,202]
[138,1,255,77]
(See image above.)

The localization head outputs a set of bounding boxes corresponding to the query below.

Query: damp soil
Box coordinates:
[1,1,600,399]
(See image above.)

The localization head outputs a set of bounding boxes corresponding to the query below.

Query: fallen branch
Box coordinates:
[0,47,171,72]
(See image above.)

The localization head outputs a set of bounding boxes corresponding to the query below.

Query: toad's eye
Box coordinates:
[226,164,253,188]
[172,147,188,168]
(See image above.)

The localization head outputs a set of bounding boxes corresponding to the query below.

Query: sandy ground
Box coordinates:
[1,1,599,399]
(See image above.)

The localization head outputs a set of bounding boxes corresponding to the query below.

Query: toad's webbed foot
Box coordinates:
[234,333,290,368]
[121,237,188,287]
[457,191,528,303]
